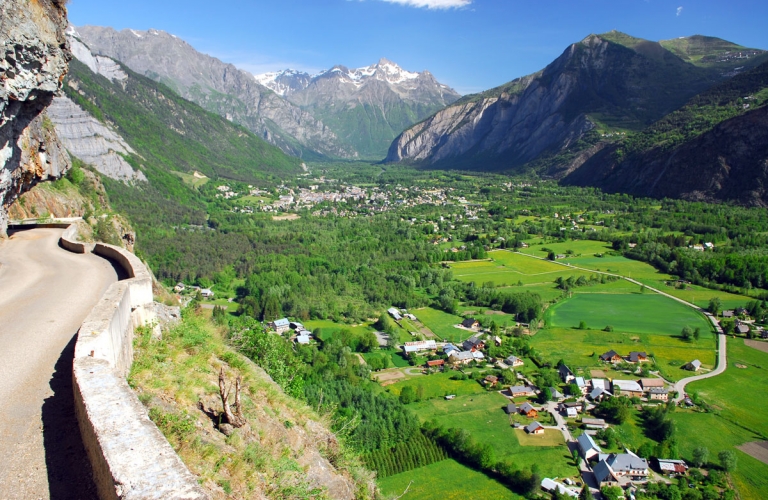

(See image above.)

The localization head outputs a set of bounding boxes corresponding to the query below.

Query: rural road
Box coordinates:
[512,250,729,402]
[0,228,119,499]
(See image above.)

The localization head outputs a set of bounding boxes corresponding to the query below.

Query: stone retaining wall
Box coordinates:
[61,226,209,499]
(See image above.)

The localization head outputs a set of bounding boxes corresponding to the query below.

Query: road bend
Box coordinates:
[0,228,119,499]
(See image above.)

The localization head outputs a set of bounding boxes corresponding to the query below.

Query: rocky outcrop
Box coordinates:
[47,95,146,182]
[74,26,354,159]
[0,0,71,235]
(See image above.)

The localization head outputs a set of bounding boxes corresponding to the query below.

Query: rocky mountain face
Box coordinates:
[257,59,460,158]
[74,26,354,159]
[385,31,765,172]
[0,0,71,235]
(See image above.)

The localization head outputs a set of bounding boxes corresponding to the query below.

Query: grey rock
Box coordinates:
[218,423,234,437]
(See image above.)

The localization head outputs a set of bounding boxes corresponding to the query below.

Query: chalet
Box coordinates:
[494,335,503,346]
[640,378,665,390]
[575,377,588,395]
[519,402,539,418]
[448,351,474,365]
[648,388,669,401]
[578,433,602,461]
[549,387,564,400]
[426,359,445,370]
[686,359,702,371]
[612,379,644,398]
[540,479,578,498]
[461,318,480,330]
[403,340,437,354]
[270,318,291,334]
[722,310,735,318]
[387,307,403,321]
[200,288,214,298]
[600,350,623,363]
[505,403,517,414]
[589,387,612,402]
[508,386,537,398]
[559,401,584,413]
[582,418,608,430]
[462,335,485,351]
[736,323,751,335]
[174,283,185,292]
[656,459,689,476]
[595,453,649,484]
[484,375,499,387]
[627,351,648,363]
[505,355,524,368]
[559,364,575,383]
[525,421,544,434]
[443,343,460,356]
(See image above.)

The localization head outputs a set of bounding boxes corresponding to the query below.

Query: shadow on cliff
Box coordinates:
[42,334,98,500]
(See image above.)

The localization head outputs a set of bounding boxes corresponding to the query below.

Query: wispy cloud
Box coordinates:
[676,6,683,16]
[378,0,473,9]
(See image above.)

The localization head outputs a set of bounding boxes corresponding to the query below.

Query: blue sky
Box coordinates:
[68,0,768,95]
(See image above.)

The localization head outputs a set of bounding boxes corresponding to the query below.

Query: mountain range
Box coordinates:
[72,26,459,160]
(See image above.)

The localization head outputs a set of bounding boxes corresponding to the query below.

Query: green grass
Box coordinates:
[378,459,521,500]
[530,327,717,382]
[654,284,753,310]
[386,372,486,400]
[409,392,577,479]
[414,307,468,343]
[546,293,713,337]
[562,254,675,282]
[450,251,581,287]
[171,170,209,188]
[303,319,375,340]
[518,240,613,258]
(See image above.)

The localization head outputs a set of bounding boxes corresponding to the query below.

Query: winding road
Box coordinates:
[0,228,119,499]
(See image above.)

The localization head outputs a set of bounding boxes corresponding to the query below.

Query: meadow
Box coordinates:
[413,307,470,343]
[518,239,613,258]
[450,251,580,287]
[378,459,522,500]
[409,392,577,480]
[386,371,486,399]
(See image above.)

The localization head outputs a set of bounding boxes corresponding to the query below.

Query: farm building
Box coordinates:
[640,378,665,390]
[519,403,538,418]
[578,433,602,461]
[611,379,644,397]
[505,403,517,414]
[426,359,445,370]
[582,418,608,430]
[686,359,702,371]
[448,351,474,365]
[387,307,403,321]
[656,459,689,476]
[508,386,536,398]
[403,340,437,354]
[270,318,290,333]
[540,479,578,498]
[525,421,544,434]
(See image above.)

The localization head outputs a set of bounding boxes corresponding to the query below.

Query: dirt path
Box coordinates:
[0,228,119,499]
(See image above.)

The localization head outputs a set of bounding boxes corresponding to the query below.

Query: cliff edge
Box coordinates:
[0,0,71,236]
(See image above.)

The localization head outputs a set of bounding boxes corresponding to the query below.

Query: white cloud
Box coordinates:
[676,6,683,16]
[378,0,473,9]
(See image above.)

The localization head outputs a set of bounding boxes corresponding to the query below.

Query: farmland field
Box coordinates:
[654,284,752,310]
[518,240,612,258]
[451,251,580,286]
[545,293,713,338]
[562,254,674,282]
[386,371,486,399]
[378,459,521,500]
[414,307,469,342]
[409,392,577,479]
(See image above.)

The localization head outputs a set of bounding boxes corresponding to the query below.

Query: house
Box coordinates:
[611,379,644,398]
[443,343,460,356]
[508,386,537,398]
[582,418,608,430]
[722,310,735,318]
[686,359,702,371]
[387,307,403,321]
[578,433,602,461]
[592,459,620,487]
[426,359,445,370]
[403,340,437,354]
[648,388,669,401]
[656,459,689,476]
[600,350,623,363]
[549,387,564,400]
[627,351,648,363]
[174,283,185,292]
[525,421,544,434]
[589,387,612,402]
[472,351,485,361]
[590,378,610,391]
[736,323,751,335]
[296,334,311,345]
[462,335,485,351]
[575,377,588,395]
[505,403,517,414]
[448,351,474,365]
[505,355,524,368]
[200,288,214,298]
[484,375,499,387]
[461,318,480,329]
[540,478,578,498]
[640,378,665,391]
[494,335,502,346]
[290,321,304,330]
[565,407,578,418]
[559,364,575,383]
[736,307,749,316]
[559,401,584,414]
[595,453,649,484]
[519,402,539,418]
[270,318,291,333]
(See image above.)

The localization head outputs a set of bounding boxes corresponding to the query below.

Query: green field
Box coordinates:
[561,254,674,282]
[303,319,375,340]
[672,340,768,500]
[518,240,613,258]
[655,284,753,310]
[414,307,469,343]
[546,293,713,337]
[378,459,521,500]
[530,327,717,381]
[387,372,486,399]
[171,170,209,188]
[409,392,577,479]
[451,251,581,287]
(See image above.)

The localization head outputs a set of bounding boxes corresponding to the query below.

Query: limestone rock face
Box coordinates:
[0,0,71,235]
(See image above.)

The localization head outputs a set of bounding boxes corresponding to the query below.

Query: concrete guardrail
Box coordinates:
[59,225,209,500]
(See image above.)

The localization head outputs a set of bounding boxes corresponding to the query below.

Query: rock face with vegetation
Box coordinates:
[0,0,71,235]
[386,31,767,175]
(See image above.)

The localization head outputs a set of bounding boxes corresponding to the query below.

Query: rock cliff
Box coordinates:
[0,0,71,236]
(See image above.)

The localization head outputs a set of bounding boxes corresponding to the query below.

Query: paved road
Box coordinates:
[545,401,574,441]
[0,228,119,499]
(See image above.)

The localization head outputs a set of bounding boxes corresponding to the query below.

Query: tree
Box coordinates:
[601,485,624,500]
[399,386,416,404]
[578,320,588,330]
[693,327,701,341]
[681,325,694,341]
[692,446,709,467]
[579,485,594,500]
[718,450,737,471]
[708,297,721,315]
[568,383,582,396]
[539,387,552,403]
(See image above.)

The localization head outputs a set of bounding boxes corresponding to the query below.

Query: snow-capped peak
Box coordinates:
[254,69,312,96]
